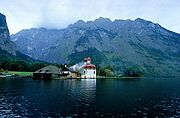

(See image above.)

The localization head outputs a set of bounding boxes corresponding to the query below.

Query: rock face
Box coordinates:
[0,13,16,55]
[11,17,180,76]
[0,13,34,65]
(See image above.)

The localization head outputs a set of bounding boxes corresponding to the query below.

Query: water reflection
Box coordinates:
[0,77,180,117]
[78,79,96,107]
[64,79,97,117]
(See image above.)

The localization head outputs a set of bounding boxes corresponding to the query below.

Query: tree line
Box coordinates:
[0,58,144,77]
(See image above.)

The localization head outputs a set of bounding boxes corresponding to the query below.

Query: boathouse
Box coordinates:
[33,65,60,79]
[81,57,96,78]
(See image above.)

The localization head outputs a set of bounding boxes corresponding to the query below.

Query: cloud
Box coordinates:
[0,0,180,34]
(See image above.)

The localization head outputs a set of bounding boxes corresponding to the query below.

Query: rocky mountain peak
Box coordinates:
[94,17,112,23]
[134,18,161,29]
[135,18,147,22]
[0,13,7,27]
[0,13,16,55]
[68,20,86,28]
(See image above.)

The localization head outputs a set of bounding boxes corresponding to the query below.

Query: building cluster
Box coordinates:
[33,57,96,79]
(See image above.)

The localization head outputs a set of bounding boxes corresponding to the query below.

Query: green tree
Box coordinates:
[97,66,113,77]
[124,66,144,77]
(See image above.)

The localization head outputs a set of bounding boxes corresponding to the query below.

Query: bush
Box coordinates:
[0,68,4,72]
[124,66,144,77]
[97,66,113,77]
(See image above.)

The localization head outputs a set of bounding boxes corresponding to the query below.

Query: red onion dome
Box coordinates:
[83,64,96,69]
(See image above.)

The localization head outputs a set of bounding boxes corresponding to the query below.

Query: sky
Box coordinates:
[0,0,180,34]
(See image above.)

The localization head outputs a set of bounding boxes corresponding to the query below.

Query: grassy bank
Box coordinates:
[8,71,33,76]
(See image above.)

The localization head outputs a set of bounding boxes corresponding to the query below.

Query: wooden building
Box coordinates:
[33,65,60,79]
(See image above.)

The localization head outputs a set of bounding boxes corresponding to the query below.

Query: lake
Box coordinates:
[0,77,180,117]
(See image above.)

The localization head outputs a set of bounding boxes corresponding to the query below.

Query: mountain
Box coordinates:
[0,13,16,55]
[11,17,180,76]
[0,13,38,71]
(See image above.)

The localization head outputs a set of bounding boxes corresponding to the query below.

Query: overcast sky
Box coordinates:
[0,0,180,34]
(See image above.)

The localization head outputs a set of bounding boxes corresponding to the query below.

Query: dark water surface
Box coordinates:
[0,77,180,117]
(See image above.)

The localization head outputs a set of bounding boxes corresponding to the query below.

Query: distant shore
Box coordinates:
[2,71,177,79]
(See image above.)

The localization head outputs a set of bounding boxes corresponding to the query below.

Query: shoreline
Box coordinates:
[1,76,179,80]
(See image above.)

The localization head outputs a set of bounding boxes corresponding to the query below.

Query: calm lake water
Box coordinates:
[0,77,180,117]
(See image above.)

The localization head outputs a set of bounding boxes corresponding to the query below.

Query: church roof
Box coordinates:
[83,63,96,69]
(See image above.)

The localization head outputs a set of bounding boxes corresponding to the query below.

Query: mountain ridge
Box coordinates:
[11,17,180,76]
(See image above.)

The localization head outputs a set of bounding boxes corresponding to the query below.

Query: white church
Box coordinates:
[81,57,96,78]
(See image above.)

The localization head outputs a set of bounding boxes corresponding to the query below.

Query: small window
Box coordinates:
[94,71,95,74]
[84,71,85,74]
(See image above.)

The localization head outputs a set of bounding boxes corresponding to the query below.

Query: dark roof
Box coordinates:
[61,66,70,71]
[61,66,78,73]
[33,65,60,74]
